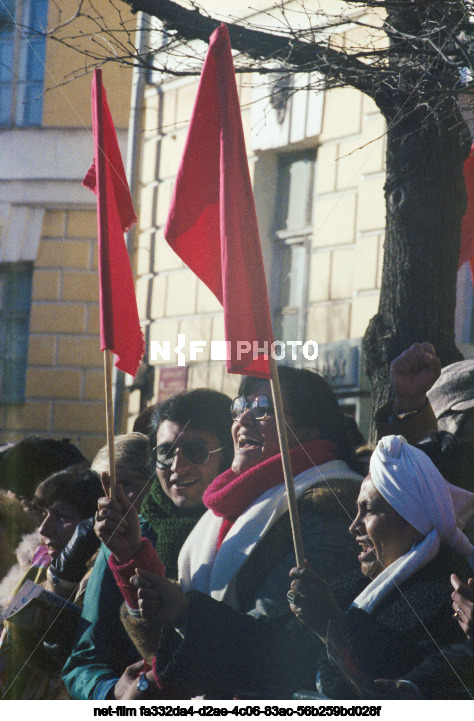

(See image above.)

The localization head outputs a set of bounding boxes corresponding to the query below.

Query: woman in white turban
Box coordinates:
[288,435,473,699]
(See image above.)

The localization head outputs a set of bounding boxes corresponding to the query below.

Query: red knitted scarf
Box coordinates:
[202,439,337,548]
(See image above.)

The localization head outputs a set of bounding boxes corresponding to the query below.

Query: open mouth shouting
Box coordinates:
[237,434,263,451]
[356,537,376,564]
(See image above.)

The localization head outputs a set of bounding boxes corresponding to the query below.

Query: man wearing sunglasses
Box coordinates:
[153,425,225,510]
[62,389,233,700]
[104,366,363,699]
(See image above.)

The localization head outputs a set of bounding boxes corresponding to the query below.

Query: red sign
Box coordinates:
[158,366,188,402]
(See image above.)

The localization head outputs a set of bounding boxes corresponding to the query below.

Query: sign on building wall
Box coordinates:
[157,366,188,402]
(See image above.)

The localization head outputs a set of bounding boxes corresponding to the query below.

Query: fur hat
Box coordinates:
[427,360,474,436]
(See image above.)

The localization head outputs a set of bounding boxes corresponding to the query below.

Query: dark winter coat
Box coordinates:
[122,480,361,698]
[317,544,471,699]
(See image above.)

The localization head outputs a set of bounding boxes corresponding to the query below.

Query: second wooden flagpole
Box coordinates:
[268,354,305,568]
[103,348,117,499]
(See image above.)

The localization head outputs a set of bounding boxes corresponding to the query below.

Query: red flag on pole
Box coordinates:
[83,68,144,377]
[460,143,474,287]
[164,24,274,378]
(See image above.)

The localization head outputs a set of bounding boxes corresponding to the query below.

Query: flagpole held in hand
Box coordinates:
[163,24,305,568]
[103,349,117,499]
[83,68,144,501]
[269,355,305,568]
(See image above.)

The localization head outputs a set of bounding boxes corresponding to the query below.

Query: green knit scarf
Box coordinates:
[140,480,205,580]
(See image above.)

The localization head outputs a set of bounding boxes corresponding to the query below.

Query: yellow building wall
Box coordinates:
[1,209,107,460]
[42,0,134,129]
[0,4,135,457]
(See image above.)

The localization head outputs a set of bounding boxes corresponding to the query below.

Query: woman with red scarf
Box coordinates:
[98,367,363,699]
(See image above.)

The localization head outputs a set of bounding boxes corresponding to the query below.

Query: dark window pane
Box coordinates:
[275,151,316,231]
[0,263,33,404]
[0,0,15,28]
[0,41,14,79]
[5,268,33,311]
[280,311,299,346]
[275,243,292,308]
[0,82,12,124]
[5,318,29,356]
[272,150,315,352]
[1,358,27,403]
[28,0,49,32]
[25,40,46,80]
[4,0,48,127]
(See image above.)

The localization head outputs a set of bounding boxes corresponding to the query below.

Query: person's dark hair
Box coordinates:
[132,405,156,437]
[239,366,357,466]
[151,389,234,472]
[343,414,366,449]
[414,431,474,492]
[32,463,102,519]
[0,437,87,501]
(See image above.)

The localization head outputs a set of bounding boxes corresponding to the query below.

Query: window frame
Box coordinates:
[271,150,316,355]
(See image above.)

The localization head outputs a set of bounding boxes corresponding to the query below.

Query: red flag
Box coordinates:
[83,69,144,377]
[460,143,474,286]
[164,24,274,378]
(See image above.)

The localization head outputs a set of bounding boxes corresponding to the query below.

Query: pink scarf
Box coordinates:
[203,440,337,546]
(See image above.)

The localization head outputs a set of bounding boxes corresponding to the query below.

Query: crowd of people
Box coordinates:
[0,343,472,701]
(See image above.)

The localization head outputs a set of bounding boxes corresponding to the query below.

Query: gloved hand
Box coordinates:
[49,516,100,583]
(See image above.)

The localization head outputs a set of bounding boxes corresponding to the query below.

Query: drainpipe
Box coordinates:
[113,11,148,433]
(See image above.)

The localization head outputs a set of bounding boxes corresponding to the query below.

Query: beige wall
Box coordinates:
[307,89,385,345]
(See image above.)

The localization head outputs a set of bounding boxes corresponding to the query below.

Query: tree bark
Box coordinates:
[363,98,470,428]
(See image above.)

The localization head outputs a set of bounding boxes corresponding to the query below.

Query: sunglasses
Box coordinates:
[230,394,275,420]
[154,439,223,469]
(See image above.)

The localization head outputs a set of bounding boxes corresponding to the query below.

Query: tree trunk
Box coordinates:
[363,99,470,433]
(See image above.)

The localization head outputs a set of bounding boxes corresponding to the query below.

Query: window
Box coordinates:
[0,263,33,404]
[272,151,316,349]
[0,0,48,127]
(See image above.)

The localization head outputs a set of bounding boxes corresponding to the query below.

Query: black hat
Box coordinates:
[0,436,87,500]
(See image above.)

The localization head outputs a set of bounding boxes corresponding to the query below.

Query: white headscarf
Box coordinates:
[352,435,473,613]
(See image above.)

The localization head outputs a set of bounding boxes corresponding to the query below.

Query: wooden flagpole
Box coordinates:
[103,349,117,499]
[268,354,305,568]
[88,69,140,501]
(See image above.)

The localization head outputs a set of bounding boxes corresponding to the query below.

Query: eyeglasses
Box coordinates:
[230,394,274,420]
[154,439,224,470]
